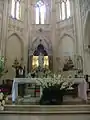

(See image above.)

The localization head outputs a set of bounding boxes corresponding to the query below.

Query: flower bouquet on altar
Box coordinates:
[37,74,74,105]
[0,92,8,110]
[27,68,53,78]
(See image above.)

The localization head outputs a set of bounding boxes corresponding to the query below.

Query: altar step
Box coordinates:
[1,105,90,120]
[2,104,90,114]
[6,96,90,105]
[4,96,90,113]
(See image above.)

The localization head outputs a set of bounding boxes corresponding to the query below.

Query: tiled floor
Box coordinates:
[0,114,90,120]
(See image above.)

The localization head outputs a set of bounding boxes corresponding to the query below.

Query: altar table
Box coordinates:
[12,78,88,102]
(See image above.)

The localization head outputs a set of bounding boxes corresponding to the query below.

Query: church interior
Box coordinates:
[0,0,90,119]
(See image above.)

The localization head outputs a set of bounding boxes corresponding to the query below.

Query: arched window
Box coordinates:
[11,0,21,20]
[62,1,65,20]
[66,0,70,18]
[56,0,71,21]
[35,0,46,24]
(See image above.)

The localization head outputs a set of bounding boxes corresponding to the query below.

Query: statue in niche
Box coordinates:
[63,56,74,71]
[38,52,44,69]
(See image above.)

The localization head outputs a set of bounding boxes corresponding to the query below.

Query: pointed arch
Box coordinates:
[30,36,52,55]
[60,33,75,41]
[58,33,75,58]
[8,33,24,58]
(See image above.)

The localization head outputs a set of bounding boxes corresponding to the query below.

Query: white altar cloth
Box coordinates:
[12,78,42,102]
[78,79,87,101]
[12,78,88,102]
[72,78,88,101]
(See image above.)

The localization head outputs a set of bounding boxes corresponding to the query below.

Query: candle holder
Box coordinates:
[12,58,20,68]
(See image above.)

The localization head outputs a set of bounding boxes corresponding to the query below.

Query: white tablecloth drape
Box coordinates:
[78,79,87,101]
[12,80,18,102]
[12,78,42,102]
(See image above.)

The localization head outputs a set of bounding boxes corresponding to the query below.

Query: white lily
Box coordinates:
[2,100,5,106]
[0,106,4,111]
[0,94,3,100]
[0,101,2,106]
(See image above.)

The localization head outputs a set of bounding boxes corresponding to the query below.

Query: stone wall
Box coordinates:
[3,0,29,79]
[79,0,90,74]
[1,0,90,79]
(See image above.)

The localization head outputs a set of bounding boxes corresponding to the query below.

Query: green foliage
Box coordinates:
[0,57,5,77]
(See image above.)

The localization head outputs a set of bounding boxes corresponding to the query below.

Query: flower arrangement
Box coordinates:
[37,74,74,90]
[0,92,8,110]
[0,56,8,78]
[27,68,53,78]
[27,68,74,90]
[27,67,74,104]
[37,74,74,105]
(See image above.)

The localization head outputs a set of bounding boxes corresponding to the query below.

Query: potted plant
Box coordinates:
[0,92,8,110]
[0,56,8,78]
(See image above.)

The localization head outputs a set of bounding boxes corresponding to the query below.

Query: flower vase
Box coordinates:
[40,87,63,105]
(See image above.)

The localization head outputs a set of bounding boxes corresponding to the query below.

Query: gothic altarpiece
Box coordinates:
[28,39,53,72]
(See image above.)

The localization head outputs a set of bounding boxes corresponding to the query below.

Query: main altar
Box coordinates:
[12,77,88,105]
[11,47,88,105]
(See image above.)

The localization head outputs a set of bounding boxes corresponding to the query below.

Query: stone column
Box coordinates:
[0,0,4,51]
[56,2,60,22]
[28,55,32,72]
[51,0,57,72]
[31,1,35,24]
[73,0,84,73]
[70,0,77,57]
[1,0,9,58]
[23,0,31,74]
[27,0,32,73]
[45,5,49,24]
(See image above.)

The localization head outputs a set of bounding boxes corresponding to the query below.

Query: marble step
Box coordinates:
[3,104,90,114]
[6,96,90,105]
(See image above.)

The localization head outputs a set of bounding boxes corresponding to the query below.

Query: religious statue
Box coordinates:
[63,56,74,71]
[38,52,44,68]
